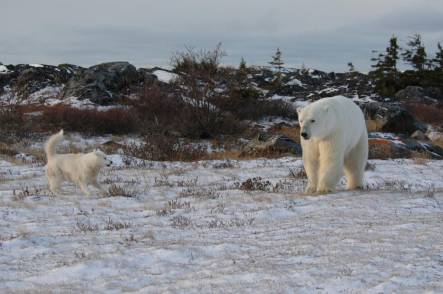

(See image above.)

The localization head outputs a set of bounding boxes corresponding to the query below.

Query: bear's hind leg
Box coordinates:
[344,135,368,190]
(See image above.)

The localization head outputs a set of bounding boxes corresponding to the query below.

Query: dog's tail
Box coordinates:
[44,130,64,160]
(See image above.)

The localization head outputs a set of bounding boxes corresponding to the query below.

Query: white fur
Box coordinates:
[297,96,368,194]
[44,130,111,196]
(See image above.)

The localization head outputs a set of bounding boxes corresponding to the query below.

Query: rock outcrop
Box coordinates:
[60,62,140,104]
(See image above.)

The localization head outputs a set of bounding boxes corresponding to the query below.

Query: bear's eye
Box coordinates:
[310,119,315,123]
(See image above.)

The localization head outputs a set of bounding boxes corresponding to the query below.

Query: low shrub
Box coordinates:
[0,105,32,141]
[405,102,443,126]
[123,134,208,161]
[41,105,140,135]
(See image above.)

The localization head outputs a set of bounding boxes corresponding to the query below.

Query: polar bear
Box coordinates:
[297,96,368,194]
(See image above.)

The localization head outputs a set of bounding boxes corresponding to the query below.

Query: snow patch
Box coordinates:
[0,65,9,73]
[153,70,178,83]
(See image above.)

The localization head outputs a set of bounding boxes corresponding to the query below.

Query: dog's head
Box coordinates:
[94,149,113,167]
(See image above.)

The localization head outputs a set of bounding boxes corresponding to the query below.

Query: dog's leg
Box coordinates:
[48,176,61,195]
[92,178,106,195]
[78,182,91,197]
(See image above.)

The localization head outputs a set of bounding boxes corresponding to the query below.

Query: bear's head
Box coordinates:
[297,103,334,140]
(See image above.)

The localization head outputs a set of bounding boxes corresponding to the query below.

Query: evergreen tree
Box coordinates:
[269,48,284,71]
[347,62,355,72]
[269,48,285,86]
[238,57,249,88]
[402,34,427,71]
[433,42,443,70]
[370,36,400,97]
[239,57,247,73]
[300,62,308,75]
[385,36,400,70]
[371,36,399,74]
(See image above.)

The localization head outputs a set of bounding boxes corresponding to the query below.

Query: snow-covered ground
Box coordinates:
[1,156,442,293]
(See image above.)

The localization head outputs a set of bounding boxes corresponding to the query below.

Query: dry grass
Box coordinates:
[207,216,255,229]
[156,199,192,216]
[74,219,100,233]
[411,151,431,165]
[288,168,307,179]
[104,218,132,231]
[238,177,272,192]
[105,184,137,198]
[269,125,300,144]
[204,150,243,160]
[170,215,192,228]
[0,142,18,157]
[12,186,51,201]
[179,187,221,200]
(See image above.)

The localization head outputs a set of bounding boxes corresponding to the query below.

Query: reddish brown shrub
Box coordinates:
[41,105,140,135]
[405,102,443,126]
[123,134,208,161]
[0,105,33,141]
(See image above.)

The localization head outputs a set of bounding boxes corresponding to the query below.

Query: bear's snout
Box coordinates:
[301,132,309,140]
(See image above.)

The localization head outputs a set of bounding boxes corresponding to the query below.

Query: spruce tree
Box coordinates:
[269,48,284,71]
[371,36,399,74]
[433,42,443,70]
[238,57,249,88]
[269,48,285,86]
[402,34,427,71]
[385,36,400,70]
[347,62,355,72]
[370,35,400,97]
[239,57,247,73]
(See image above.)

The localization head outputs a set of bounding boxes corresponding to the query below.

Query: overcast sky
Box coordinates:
[1,0,443,72]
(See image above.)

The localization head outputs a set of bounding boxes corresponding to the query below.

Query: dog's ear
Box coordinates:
[94,148,105,156]
[296,107,303,115]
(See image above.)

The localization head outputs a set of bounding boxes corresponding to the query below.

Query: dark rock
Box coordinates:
[368,133,443,159]
[61,62,140,104]
[0,64,76,100]
[410,130,427,140]
[395,86,426,101]
[394,86,441,102]
[361,102,417,135]
[368,138,410,159]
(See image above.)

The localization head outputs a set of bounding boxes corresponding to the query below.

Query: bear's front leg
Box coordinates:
[302,145,319,194]
[317,143,344,194]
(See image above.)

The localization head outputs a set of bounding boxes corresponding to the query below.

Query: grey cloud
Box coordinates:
[1,0,442,71]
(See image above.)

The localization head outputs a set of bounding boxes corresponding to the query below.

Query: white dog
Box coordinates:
[44,130,112,196]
